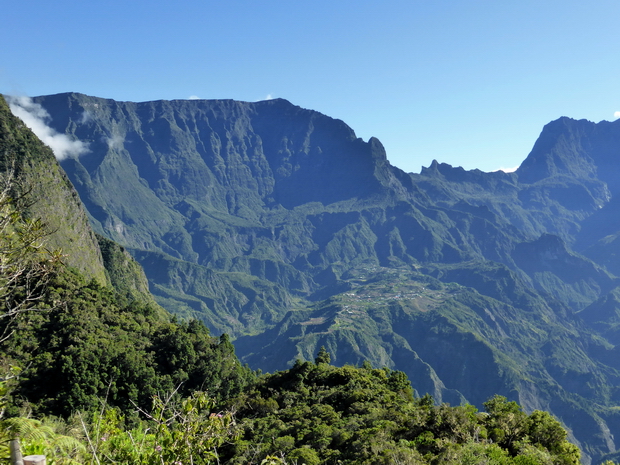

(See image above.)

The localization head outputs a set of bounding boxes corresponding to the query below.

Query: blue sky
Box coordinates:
[2,0,619,173]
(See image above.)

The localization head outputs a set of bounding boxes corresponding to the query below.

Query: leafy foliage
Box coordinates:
[0,353,583,465]
[84,391,237,465]
[2,267,254,417]
[220,357,579,465]
[0,368,86,464]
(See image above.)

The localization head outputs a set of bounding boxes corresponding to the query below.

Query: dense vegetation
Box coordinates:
[0,175,254,462]
[221,354,581,464]
[3,269,253,418]
[0,285,586,465]
[0,341,586,464]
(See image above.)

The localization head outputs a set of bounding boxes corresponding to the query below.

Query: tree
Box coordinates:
[315,346,331,365]
[483,395,528,453]
[527,410,567,452]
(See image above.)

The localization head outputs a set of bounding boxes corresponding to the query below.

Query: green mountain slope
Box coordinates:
[0,95,107,284]
[23,92,620,463]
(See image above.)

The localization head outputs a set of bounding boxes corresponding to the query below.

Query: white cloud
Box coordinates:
[188,95,200,100]
[255,94,274,102]
[104,133,124,151]
[80,110,92,124]
[614,111,620,119]
[7,96,89,161]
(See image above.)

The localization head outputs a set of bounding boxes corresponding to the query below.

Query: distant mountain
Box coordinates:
[22,92,620,463]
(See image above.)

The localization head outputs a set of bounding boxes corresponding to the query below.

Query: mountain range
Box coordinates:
[9,92,620,463]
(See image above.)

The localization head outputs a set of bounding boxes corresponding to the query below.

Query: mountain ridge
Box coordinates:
[14,92,620,463]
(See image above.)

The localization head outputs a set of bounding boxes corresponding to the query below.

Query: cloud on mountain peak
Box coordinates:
[7,95,90,160]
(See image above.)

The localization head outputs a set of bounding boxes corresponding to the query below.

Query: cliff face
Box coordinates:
[0,95,107,284]
[0,94,162,311]
[517,117,620,192]
[36,94,392,224]
[26,92,620,463]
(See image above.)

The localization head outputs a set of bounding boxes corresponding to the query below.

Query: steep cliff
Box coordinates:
[0,95,107,283]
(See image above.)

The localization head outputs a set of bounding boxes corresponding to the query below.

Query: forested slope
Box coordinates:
[10,92,620,462]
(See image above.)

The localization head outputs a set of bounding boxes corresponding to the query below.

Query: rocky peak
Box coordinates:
[517,117,620,193]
